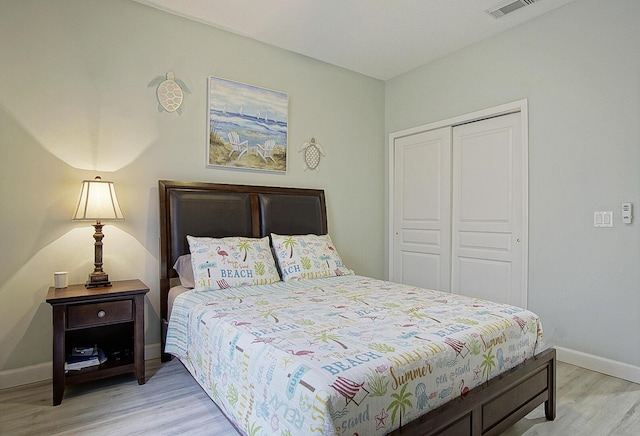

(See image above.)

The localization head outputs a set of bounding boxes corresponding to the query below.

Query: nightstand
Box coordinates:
[46,279,149,406]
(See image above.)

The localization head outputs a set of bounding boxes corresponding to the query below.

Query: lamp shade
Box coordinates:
[73,176,124,221]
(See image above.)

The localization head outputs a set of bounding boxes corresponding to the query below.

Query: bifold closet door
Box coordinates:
[392,127,451,291]
[451,112,525,307]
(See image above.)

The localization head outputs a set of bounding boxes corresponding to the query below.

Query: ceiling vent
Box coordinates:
[486,0,539,18]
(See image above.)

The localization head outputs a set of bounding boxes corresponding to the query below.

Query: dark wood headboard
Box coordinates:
[158,180,327,360]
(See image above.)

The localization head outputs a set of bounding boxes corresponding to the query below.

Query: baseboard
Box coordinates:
[0,342,163,390]
[145,342,162,360]
[0,361,51,390]
[555,346,640,384]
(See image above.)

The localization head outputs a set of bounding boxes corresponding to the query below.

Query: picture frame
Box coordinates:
[207,76,288,172]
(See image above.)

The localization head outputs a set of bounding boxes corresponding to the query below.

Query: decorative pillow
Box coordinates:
[187,235,281,291]
[172,254,195,288]
[270,233,354,281]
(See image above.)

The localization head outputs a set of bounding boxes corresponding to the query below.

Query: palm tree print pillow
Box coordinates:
[270,233,354,281]
[187,235,281,291]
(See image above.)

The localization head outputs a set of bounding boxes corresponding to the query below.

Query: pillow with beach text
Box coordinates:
[270,233,354,281]
[187,235,281,291]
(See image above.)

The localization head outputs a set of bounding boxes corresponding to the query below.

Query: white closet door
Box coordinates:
[392,128,451,290]
[451,112,525,306]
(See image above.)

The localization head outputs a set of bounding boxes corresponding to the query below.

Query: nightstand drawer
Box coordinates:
[68,300,132,328]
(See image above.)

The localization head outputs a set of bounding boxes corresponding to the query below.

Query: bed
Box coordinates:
[159,180,555,436]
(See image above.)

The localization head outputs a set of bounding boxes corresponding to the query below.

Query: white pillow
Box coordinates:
[172,254,195,288]
[187,235,281,290]
[270,233,354,281]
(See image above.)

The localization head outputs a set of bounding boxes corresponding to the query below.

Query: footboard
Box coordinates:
[390,347,556,436]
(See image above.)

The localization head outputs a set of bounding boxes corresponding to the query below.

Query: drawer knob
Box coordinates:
[97,310,106,318]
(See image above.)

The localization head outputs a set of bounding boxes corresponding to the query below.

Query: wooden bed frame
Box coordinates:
[158,180,556,436]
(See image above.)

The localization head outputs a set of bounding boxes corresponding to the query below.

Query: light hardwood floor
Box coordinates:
[1,359,639,435]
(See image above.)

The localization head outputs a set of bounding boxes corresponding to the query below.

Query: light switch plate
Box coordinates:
[594,211,613,227]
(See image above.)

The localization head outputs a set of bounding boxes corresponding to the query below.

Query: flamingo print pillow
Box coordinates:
[270,233,354,281]
[187,235,281,291]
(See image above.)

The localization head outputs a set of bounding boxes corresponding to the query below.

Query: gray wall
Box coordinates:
[2,0,638,376]
[0,0,385,371]
[385,0,640,367]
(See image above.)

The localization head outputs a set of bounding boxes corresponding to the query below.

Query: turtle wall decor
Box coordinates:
[148,72,190,114]
[299,137,325,171]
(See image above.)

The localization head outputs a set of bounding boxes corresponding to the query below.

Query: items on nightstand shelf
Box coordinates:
[65,345,107,372]
[71,345,97,357]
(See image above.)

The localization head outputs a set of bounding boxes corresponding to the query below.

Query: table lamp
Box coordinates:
[72,176,124,288]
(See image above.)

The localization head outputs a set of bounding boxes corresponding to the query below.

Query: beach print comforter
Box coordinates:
[165,275,544,436]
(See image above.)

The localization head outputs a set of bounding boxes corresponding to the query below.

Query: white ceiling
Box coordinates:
[134,0,579,81]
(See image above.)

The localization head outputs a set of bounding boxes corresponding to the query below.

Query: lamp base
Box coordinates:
[86,280,112,288]
[86,272,112,288]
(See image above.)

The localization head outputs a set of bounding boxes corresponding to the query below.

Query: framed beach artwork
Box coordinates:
[207,76,288,172]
